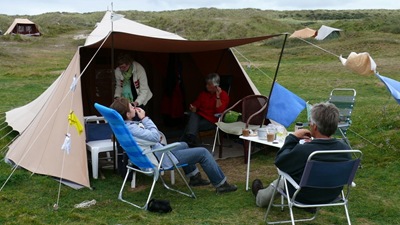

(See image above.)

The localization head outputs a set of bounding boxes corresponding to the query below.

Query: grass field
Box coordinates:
[1,8,400,224]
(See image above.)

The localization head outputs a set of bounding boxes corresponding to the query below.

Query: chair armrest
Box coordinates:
[338,122,350,128]
[84,115,106,123]
[142,142,181,155]
[278,169,300,190]
[219,99,244,120]
[245,103,268,127]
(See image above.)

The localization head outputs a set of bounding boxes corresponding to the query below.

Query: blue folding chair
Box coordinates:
[265,150,362,225]
[94,103,196,210]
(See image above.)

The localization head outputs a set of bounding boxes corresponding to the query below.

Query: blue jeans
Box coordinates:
[171,142,226,187]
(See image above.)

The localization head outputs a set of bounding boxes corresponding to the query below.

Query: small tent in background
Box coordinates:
[315,25,341,40]
[4,18,41,36]
[289,27,317,39]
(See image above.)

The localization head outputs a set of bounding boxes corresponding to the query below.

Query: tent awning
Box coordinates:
[85,32,282,53]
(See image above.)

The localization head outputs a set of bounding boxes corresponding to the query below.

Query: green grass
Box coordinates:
[1,8,400,224]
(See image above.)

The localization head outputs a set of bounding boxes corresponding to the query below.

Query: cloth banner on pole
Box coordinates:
[267,82,306,127]
[376,73,400,104]
[339,52,377,76]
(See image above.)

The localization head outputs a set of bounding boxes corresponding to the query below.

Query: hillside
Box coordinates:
[1,8,400,39]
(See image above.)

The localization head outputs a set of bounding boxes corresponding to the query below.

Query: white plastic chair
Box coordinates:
[85,116,114,179]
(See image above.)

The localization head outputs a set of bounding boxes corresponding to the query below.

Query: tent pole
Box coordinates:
[264,33,288,123]
[110,4,117,173]
[111,4,115,103]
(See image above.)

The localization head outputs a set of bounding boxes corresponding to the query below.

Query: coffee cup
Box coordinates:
[266,125,276,142]
[242,129,250,137]
[267,133,275,142]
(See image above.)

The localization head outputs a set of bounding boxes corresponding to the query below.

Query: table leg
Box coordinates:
[243,140,249,164]
[245,141,252,191]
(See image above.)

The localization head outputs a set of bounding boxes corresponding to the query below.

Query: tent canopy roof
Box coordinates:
[85,32,282,53]
[84,11,185,46]
[84,11,282,53]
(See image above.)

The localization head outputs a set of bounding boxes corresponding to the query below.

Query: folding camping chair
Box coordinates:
[265,150,363,225]
[328,88,356,148]
[94,103,196,210]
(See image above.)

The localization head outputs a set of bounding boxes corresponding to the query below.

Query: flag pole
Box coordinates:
[264,33,289,119]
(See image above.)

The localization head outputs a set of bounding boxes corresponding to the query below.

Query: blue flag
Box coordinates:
[376,73,400,104]
[266,82,306,127]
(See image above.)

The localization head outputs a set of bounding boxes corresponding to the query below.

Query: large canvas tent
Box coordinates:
[315,25,341,40]
[5,11,283,188]
[4,18,41,36]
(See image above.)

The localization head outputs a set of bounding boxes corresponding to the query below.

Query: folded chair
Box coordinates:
[84,116,115,179]
[212,95,268,162]
[265,150,363,225]
[328,88,357,148]
[94,103,196,210]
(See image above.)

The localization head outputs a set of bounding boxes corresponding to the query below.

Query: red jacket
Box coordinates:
[192,90,229,123]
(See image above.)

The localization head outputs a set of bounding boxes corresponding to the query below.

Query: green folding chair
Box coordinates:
[328,88,356,148]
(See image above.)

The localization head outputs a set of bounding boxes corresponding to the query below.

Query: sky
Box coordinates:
[1,0,400,15]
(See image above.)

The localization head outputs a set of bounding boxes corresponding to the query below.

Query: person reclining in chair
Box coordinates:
[110,97,237,194]
[251,102,351,207]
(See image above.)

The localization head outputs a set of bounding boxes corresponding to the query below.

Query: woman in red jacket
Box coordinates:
[181,73,229,147]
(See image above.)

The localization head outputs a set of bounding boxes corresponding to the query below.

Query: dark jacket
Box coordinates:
[275,134,351,204]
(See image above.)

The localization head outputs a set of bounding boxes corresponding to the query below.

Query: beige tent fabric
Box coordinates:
[340,52,377,76]
[289,28,317,39]
[85,11,280,53]
[85,11,185,47]
[6,51,90,187]
[6,76,61,133]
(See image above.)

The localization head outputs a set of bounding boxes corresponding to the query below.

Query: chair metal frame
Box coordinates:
[94,103,196,210]
[265,150,362,225]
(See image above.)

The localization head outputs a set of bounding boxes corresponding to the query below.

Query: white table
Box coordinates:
[239,135,285,191]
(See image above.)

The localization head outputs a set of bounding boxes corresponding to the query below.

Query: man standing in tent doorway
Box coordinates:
[114,53,153,109]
